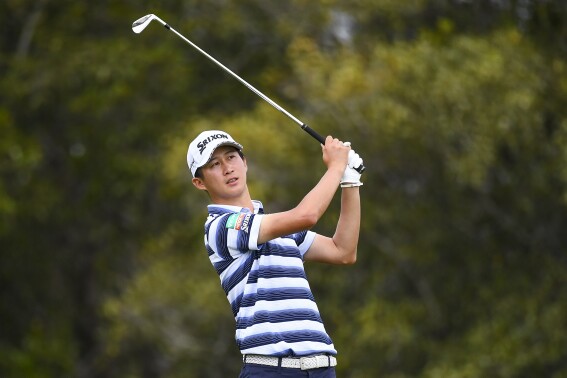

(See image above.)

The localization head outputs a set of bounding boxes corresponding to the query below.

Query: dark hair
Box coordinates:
[194,149,245,179]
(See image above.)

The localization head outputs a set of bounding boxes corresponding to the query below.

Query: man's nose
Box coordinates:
[222,162,233,174]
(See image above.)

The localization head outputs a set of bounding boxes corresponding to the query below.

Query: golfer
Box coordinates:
[188,130,363,377]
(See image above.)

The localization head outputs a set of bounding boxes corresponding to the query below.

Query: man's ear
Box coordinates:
[192,177,207,191]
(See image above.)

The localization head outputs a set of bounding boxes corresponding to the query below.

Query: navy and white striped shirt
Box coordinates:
[204,200,337,357]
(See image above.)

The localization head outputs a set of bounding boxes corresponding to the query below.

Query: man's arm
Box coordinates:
[257,136,349,245]
[304,186,360,264]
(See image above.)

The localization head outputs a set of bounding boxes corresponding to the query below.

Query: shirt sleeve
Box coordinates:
[241,215,316,257]
[298,230,316,257]
[208,212,315,260]
[207,212,264,262]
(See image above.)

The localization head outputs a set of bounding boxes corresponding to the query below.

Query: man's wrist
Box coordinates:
[327,165,345,177]
[341,182,363,188]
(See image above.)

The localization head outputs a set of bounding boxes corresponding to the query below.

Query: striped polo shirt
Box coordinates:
[204,200,337,357]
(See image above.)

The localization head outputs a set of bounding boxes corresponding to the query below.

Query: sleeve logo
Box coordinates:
[226,213,252,233]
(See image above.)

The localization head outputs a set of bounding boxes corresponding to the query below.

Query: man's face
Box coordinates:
[192,146,248,203]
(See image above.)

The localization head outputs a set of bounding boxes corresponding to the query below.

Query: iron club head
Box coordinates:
[132,14,167,33]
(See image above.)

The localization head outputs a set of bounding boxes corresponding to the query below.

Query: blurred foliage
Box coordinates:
[1,0,567,377]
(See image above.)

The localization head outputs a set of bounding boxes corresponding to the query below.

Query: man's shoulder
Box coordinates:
[205,204,261,237]
[207,204,240,215]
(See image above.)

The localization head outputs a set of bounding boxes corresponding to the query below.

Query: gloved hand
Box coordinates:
[340,143,364,188]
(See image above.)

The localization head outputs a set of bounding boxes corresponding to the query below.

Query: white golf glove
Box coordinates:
[340,144,364,188]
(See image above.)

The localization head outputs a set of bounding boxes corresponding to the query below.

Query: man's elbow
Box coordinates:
[296,212,319,230]
[339,249,357,265]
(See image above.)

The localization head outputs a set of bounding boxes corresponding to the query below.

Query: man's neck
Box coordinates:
[210,191,254,212]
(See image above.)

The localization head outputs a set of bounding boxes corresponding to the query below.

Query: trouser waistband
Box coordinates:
[243,354,337,370]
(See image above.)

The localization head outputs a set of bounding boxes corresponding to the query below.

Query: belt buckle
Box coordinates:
[300,355,328,370]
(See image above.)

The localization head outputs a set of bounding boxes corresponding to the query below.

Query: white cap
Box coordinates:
[187,130,243,177]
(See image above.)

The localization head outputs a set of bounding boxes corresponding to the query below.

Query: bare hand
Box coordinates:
[322,136,350,172]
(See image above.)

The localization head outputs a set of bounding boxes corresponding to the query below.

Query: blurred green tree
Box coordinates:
[1,1,566,377]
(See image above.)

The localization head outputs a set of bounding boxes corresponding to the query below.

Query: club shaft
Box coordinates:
[155,19,365,173]
[162,24,325,143]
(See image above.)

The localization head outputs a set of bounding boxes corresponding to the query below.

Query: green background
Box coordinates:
[1,1,566,377]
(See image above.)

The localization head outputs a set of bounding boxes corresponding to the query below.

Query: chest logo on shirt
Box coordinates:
[226,213,252,233]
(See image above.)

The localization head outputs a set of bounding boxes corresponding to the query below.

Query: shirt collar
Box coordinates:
[207,200,264,215]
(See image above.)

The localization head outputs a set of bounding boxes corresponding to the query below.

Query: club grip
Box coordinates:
[301,124,326,144]
[301,124,366,173]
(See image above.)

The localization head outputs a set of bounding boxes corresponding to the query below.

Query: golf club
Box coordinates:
[132,13,365,173]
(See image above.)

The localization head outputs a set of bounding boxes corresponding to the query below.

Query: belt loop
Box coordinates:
[243,355,247,363]
[328,355,331,366]
[278,357,282,367]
